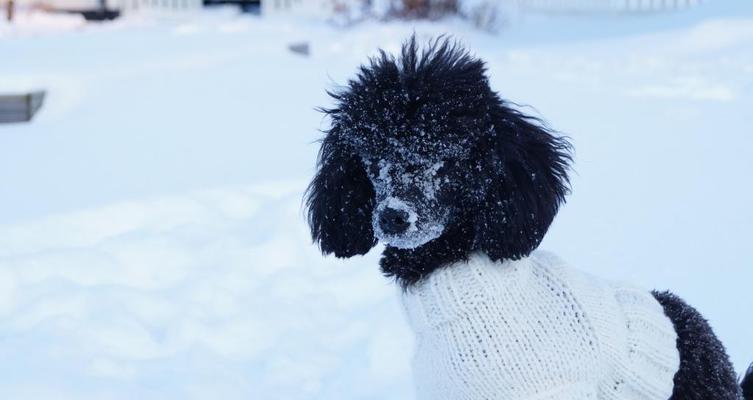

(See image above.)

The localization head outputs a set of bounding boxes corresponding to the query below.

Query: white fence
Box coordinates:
[520,0,702,14]
[11,0,701,18]
[11,0,203,12]
[262,0,329,15]
[114,0,325,14]
[259,0,702,16]
[111,0,202,12]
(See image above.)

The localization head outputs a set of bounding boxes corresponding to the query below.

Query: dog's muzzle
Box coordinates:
[373,198,445,249]
[378,207,411,235]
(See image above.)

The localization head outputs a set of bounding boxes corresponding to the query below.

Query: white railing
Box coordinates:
[520,0,701,14]
[262,0,329,15]
[11,0,202,12]
[112,0,202,12]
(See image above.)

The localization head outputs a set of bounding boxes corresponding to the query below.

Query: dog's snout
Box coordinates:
[379,207,411,236]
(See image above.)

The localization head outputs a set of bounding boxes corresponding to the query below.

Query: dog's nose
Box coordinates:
[379,207,411,235]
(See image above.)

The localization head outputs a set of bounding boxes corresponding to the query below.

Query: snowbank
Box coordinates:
[0,182,411,399]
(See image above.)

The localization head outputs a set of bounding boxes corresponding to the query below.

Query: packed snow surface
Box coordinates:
[1,4,752,399]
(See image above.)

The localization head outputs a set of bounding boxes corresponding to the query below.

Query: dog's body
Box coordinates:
[306,37,750,399]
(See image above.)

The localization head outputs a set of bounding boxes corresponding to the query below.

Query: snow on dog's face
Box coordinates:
[358,147,458,249]
[306,37,572,287]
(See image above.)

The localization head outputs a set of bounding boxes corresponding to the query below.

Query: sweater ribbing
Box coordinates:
[401,251,680,400]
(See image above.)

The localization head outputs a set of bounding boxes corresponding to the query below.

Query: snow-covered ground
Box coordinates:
[1,4,752,399]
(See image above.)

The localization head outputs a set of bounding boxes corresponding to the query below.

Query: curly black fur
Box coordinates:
[305,36,572,288]
[305,124,377,257]
[742,363,753,400]
[653,290,744,400]
[380,216,475,285]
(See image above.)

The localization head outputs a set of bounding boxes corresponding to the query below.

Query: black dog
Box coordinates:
[305,37,751,399]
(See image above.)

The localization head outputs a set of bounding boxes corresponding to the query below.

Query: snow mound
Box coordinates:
[0,183,412,400]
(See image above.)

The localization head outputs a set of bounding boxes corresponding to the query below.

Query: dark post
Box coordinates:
[7,0,14,22]
[25,93,32,122]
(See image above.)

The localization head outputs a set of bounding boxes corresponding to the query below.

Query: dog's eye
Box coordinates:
[364,161,382,177]
[436,160,453,174]
[365,162,377,174]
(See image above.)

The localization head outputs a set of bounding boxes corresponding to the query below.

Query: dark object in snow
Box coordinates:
[6,0,13,22]
[203,0,259,14]
[0,91,46,124]
[653,291,746,400]
[741,363,753,400]
[388,0,459,20]
[305,36,752,398]
[288,42,310,57]
[76,8,120,21]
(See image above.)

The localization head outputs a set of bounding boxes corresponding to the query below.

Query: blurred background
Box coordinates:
[1,1,752,399]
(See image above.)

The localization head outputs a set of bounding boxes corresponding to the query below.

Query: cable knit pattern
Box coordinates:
[401,251,680,400]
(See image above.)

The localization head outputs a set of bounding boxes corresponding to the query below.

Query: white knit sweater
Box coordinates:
[401,251,680,400]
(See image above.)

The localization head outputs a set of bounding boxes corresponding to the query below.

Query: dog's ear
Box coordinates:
[473,105,572,261]
[305,128,377,258]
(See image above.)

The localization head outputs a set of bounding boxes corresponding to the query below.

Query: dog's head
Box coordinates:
[306,37,571,286]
